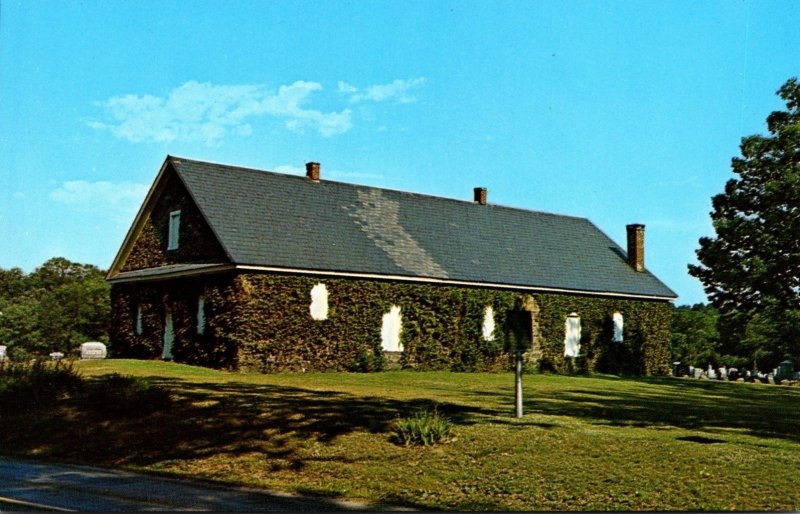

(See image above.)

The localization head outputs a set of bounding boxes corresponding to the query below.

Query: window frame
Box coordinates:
[380,305,403,352]
[309,283,329,321]
[482,305,496,341]
[612,312,624,343]
[167,210,181,251]
[564,312,581,357]
[197,296,206,335]
[135,304,144,335]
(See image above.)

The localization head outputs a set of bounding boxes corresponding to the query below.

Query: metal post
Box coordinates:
[515,350,523,418]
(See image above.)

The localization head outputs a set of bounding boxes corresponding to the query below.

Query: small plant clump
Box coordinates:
[391,407,454,446]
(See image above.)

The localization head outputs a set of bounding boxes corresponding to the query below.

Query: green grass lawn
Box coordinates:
[2,359,799,511]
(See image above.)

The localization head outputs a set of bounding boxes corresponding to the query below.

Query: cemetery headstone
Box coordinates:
[777,360,794,382]
[80,342,107,360]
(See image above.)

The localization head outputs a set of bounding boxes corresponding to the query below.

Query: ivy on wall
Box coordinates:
[530,294,671,375]
[110,276,240,368]
[110,272,671,375]
[122,169,227,272]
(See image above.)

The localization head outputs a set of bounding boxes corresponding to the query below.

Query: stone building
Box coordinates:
[107,156,676,373]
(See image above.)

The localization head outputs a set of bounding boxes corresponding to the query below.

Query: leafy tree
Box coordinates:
[37,278,110,351]
[670,304,720,367]
[0,293,46,359]
[0,258,110,358]
[0,267,27,300]
[28,257,103,291]
[689,78,800,370]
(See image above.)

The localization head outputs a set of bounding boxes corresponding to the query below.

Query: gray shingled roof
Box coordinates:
[169,157,676,299]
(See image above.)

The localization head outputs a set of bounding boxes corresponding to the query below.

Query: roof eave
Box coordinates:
[233,264,677,301]
[106,157,175,281]
[107,263,236,284]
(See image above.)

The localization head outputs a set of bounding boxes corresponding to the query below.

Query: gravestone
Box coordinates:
[0,345,6,362]
[673,361,689,377]
[693,367,703,379]
[777,360,794,381]
[80,342,107,360]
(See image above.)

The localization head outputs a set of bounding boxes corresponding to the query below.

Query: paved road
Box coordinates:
[0,458,400,511]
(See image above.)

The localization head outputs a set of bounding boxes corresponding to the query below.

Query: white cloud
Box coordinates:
[340,78,427,104]
[50,180,149,222]
[337,81,358,94]
[89,80,353,144]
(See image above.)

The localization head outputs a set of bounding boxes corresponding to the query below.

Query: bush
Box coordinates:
[391,407,454,446]
[83,373,171,418]
[0,360,83,413]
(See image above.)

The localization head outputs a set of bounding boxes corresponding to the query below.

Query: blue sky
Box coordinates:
[1,1,799,305]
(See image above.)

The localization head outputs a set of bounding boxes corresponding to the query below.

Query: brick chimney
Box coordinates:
[306,162,320,182]
[473,187,488,205]
[626,224,645,272]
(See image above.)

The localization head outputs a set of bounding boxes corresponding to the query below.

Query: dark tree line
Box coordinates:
[0,258,110,360]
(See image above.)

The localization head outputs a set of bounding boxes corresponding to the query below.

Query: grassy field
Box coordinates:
[2,359,799,511]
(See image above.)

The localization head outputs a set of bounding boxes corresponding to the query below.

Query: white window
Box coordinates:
[381,305,403,352]
[197,296,206,335]
[135,305,143,335]
[309,283,329,320]
[564,312,581,357]
[612,312,624,343]
[167,210,181,250]
[482,306,496,341]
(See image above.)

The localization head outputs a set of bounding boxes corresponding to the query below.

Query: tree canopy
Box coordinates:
[689,78,800,369]
[0,258,109,359]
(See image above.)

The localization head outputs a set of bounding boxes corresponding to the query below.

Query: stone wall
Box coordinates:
[122,167,227,272]
[110,272,671,375]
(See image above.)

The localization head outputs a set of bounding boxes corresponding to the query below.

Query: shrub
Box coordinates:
[391,407,454,446]
[83,373,171,418]
[0,360,83,413]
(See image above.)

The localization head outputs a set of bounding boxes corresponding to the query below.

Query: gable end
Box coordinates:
[108,159,229,278]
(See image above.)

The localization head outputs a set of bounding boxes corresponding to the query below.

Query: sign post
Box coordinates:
[515,349,523,418]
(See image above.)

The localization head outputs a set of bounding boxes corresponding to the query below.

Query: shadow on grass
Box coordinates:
[2,369,799,512]
[515,375,800,443]
[0,374,494,474]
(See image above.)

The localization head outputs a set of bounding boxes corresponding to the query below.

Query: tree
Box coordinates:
[0,267,27,300]
[689,78,800,369]
[0,293,47,359]
[0,258,110,358]
[28,257,103,291]
[670,304,720,367]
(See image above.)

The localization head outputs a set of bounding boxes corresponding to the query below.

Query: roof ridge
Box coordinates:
[127,155,677,299]
[168,155,589,222]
